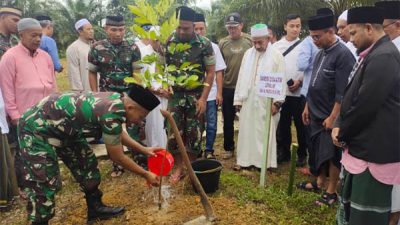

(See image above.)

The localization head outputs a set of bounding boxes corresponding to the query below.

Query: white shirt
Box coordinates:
[345,41,358,59]
[136,40,148,50]
[0,86,9,134]
[207,43,227,101]
[273,37,303,97]
[393,35,400,51]
[66,38,91,91]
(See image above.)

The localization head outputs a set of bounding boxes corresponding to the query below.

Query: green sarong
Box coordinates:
[340,168,392,225]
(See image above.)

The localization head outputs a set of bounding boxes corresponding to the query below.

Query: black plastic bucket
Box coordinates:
[191,159,223,193]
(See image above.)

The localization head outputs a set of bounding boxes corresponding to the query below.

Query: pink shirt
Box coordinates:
[0,43,57,120]
[341,43,400,185]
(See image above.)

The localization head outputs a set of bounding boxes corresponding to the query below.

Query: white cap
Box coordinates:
[75,18,90,31]
[338,10,348,21]
[251,23,269,38]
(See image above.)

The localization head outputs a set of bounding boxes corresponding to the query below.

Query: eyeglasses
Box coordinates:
[310,30,328,41]
[311,34,323,41]
[383,20,398,29]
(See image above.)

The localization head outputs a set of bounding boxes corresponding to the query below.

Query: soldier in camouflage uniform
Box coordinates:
[0,6,21,59]
[0,6,21,209]
[88,15,144,176]
[166,6,216,183]
[18,86,161,225]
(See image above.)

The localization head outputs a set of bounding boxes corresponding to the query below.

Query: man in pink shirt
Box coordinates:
[0,18,57,189]
[332,7,400,225]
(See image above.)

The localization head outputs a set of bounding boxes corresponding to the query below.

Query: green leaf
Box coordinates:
[124,77,137,84]
[128,5,146,18]
[166,64,177,72]
[132,24,148,39]
[187,75,199,81]
[179,62,191,70]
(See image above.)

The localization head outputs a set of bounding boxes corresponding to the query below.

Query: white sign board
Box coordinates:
[257,72,284,99]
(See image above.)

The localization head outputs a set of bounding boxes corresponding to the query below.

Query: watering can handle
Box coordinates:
[160,109,216,222]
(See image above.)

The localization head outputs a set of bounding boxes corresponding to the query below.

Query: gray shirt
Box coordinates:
[307,40,355,122]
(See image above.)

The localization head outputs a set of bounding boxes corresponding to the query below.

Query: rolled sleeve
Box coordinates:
[88,46,99,72]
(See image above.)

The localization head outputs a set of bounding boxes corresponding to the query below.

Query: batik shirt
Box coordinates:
[88,39,141,93]
[19,91,126,146]
[165,32,215,91]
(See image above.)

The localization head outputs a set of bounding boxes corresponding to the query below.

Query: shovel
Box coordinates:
[160,109,216,224]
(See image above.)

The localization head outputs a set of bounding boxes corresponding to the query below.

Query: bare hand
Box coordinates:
[235,105,242,112]
[288,80,301,92]
[323,116,335,130]
[331,127,341,147]
[144,147,163,157]
[196,98,206,117]
[216,93,223,106]
[11,118,18,125]
[145,171,160,187]
[272,105,279,116]
[302,106,310,125]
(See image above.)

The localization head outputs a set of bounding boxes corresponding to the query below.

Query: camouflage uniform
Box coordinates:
[0,33,19,59]
[165,33,215,155]
[18,91,126,222]
[88,39,142,141]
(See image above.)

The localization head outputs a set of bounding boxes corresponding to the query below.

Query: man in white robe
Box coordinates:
[66,19,94,91]
[234,24,286,169]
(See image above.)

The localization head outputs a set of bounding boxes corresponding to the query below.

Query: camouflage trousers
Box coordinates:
[167,92,204,155]
[18,131,101,222]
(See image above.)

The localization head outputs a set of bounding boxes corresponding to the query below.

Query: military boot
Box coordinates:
[85,189,125,224]
[32,221,48,225]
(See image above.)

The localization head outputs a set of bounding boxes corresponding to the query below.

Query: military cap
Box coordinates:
[105,15,125,26]
[0,6,22,17]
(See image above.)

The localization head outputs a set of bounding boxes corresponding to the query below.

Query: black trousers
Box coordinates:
[276,95,307,160]
[222,88,235,151]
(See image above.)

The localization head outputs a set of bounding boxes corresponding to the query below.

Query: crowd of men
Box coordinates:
[0,1,398,225]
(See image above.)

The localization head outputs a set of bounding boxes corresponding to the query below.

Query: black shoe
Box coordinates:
[204,151,216,159]
[85,189,125,224]
[32,221,49,225]
[296,157,307,167]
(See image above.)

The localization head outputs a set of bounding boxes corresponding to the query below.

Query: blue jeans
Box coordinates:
[205,100,218,152]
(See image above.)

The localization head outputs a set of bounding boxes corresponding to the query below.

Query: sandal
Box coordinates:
[296,181,321,193]
[111,165,124,178]
[315,192,338,207]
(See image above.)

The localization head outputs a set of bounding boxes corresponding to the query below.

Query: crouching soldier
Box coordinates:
[17,85,161,225]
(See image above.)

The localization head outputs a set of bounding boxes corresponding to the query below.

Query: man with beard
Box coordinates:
[166,6,215,183]
[66,18,94,91]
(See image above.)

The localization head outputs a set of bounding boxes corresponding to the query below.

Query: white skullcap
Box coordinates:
[149,25,160,35]
[251,23,269,38]
[338,10,348,21]
[17,18,42,32]
[75,18,90,31]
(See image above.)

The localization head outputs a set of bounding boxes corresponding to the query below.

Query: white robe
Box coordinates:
[234,45,286,168]
[139,45,168,148]
[66,38,91,91]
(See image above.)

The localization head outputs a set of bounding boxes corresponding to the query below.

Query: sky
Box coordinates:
[192,0,212,10]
